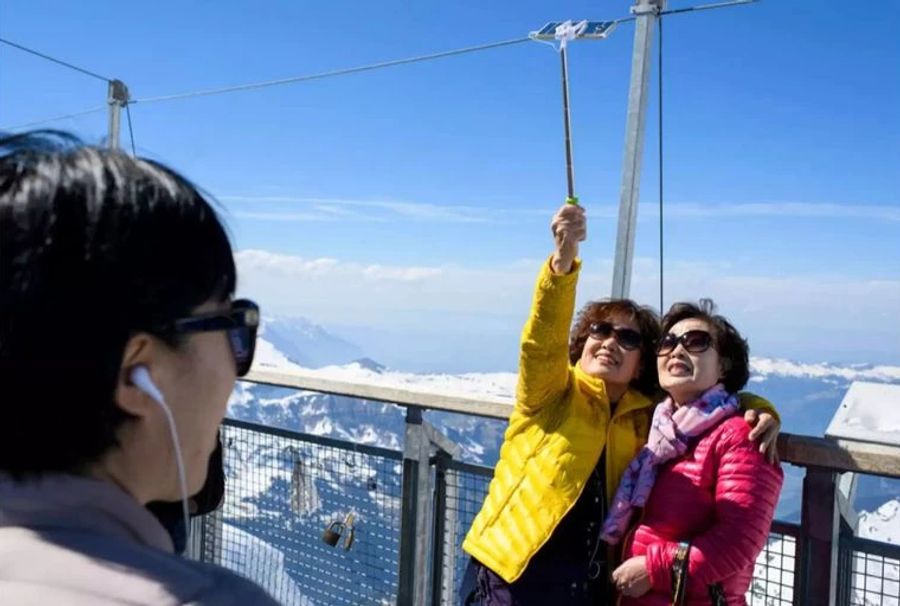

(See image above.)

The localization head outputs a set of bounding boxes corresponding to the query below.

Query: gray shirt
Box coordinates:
[0,473,281,605]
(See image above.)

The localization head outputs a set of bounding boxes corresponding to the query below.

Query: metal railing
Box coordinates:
[186,369,900,606]
[433,459,492,605]
[750,521,801,605]
[839,534,900,605]
[196,418,404,605]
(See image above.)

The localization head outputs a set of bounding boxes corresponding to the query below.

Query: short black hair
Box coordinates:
[660,299,750,394]
[0,130,236,478]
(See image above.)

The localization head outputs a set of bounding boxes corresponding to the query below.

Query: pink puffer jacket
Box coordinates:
[620,416,783,606]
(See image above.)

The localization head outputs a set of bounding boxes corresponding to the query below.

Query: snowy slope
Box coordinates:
[859,498,900,545]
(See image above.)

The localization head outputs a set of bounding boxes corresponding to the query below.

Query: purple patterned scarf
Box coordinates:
[600,383,739,544]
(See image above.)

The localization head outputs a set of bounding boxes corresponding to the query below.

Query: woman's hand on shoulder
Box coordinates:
[744,409,780,464]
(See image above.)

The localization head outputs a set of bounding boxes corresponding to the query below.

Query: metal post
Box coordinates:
[195,508,224,565]
[835,514,854,606]
[835,472,858,606]
[398,407,432,606]
[106,79,129,151]
[423,425,461,606]
[611,0,664,298]
[441,466,459,606]
[185,517,203,561]
[798,467,839,606]
[430,451,450,606]
[836,471,859,532]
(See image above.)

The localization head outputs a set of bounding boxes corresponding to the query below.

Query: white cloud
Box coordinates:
[237,250,339,277]
[235,250,532,334]
[235,248,900,368]
[233,211,342,222]
[625,265,900,363]
[661,201,900,222]
[219,194,899,224]
[236,249,442,283]
[362,264,442,281]
[221,195,488,223]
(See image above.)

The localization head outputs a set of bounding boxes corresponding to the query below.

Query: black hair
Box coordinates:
[0,130,236,478]
[660,299,750,394]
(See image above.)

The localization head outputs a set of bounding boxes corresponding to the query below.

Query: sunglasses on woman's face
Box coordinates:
[168,299,260,376]
[588,322,642,351]
[656,330,713,357]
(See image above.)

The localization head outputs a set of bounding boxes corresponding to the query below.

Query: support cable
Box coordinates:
[125,103,137,156]
[658,16,665,314]
[1,105,106,131]
[0,38,111,82]
[661,0,756,17]
[132,37,531,105]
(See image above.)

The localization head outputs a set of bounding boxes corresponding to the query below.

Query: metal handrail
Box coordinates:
[224,416,402,460]
[244,369,514,419]
[841,533,900,560]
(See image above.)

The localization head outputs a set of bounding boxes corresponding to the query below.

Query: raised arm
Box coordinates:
[516,204,586,414]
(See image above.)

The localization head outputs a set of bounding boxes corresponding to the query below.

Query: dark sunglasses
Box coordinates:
[167,299,260,376]
[656,330,713,357]
[588,322,642,351]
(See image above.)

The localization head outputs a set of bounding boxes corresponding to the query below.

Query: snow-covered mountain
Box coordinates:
[258,315,364,369]
[749,358,900,384]
[241,325,900,460]
[235,321,515,465]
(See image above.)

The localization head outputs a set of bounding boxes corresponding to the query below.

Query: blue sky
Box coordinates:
[2,1,898,371]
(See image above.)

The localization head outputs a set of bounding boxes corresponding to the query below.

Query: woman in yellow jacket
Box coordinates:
[460,203,779,606]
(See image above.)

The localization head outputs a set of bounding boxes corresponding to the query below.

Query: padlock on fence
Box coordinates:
[321,512,355,550]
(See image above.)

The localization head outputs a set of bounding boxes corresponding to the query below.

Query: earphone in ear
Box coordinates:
[129,365,191,539]
[131,365,165,405]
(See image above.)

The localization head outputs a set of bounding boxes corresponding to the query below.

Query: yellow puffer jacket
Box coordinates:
[462,258,776,584]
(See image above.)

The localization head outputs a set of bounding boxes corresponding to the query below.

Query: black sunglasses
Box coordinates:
[656,330,713,357]
[166,299,260,376]
[588,322,642,351]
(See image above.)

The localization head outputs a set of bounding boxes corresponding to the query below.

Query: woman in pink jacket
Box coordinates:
[604,300,783,605]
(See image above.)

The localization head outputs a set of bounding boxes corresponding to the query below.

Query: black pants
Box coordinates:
[459,558,610,606]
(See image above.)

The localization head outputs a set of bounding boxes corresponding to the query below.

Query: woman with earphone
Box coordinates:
[0,131,279,605]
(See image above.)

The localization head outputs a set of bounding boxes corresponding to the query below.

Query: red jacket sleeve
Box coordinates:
[645,420,784,592]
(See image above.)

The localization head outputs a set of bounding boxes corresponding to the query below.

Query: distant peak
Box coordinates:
[352,358,386,373]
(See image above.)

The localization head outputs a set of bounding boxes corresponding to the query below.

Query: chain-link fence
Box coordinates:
[192,418,404,606]
[189,417,899,606]
[749,521,800,605]
[432,459,493,605]
[840,535,900,606]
